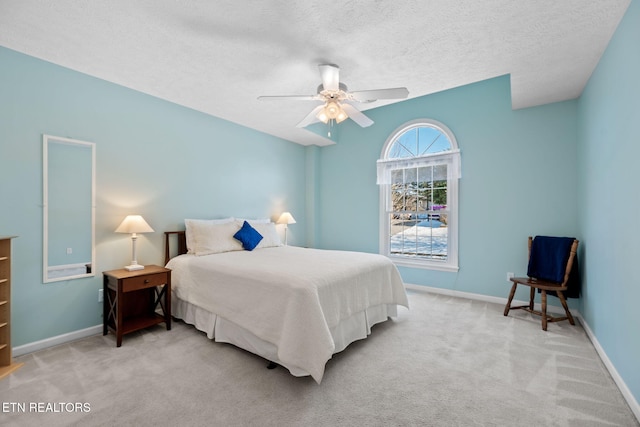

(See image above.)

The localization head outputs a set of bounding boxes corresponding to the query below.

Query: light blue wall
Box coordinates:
[0,46,307,346]
[304,145,320,247]
[577,0,640,403]
[316,75,579,302]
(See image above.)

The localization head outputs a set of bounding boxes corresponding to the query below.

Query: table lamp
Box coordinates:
[115,215,154,271]
[277,212,296,245]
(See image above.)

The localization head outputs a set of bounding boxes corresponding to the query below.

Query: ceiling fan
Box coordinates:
[258,64,409,129]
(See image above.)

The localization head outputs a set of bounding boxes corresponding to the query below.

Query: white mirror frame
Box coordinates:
[43,134,96,283]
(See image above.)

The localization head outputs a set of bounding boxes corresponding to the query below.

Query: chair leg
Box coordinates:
[528,287,535,310]
[504,283,517,316]
[541,290,548,331]
[556,291,575,325]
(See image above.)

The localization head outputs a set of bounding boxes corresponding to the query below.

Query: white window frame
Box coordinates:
[378,119,460,272]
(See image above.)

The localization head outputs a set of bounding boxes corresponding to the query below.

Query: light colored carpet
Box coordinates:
[1,290,637,427]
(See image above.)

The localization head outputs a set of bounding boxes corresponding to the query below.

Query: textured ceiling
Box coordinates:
[0,0,631,146]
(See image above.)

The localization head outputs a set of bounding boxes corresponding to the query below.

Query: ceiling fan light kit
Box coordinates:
[258,64,409,131]
[317,101,348,124]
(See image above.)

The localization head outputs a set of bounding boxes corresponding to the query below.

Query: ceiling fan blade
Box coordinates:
[296,105,325,128]
[341,103,374,127]
[349,87,409,102]
[319,64,340,92]
[258,94,320,101]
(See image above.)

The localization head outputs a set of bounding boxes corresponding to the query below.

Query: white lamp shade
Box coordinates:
[325,102,340,119]
[316,108,330,124]
[115,215,154,234]
[277,212,296,225]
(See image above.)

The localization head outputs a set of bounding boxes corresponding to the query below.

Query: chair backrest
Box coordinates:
[527,236,579,287]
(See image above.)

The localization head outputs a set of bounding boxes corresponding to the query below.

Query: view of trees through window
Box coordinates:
[385,125,452,261]
[389,165,448,259]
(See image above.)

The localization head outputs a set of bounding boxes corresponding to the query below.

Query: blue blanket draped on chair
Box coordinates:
[527,236,580,298]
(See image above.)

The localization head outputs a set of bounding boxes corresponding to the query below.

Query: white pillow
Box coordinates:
[235,218,270,224]
[185,218,234,254]
[235,221,282,249]
[191,221,243,256]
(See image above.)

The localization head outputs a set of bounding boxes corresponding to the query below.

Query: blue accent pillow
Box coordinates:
[233,221,263,251]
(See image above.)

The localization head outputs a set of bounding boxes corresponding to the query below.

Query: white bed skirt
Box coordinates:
[172,292,398,378]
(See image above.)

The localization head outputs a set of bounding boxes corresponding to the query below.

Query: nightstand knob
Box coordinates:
[144,279,150,284]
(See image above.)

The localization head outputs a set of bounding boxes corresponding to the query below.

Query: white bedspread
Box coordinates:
[166,246,408,382]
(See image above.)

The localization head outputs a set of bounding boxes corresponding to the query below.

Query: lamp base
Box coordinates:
[124,264,145,271]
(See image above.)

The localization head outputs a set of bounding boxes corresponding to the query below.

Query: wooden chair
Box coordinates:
[503,236,579,331]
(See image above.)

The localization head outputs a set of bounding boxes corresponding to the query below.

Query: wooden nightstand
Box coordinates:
[103,265,171,347]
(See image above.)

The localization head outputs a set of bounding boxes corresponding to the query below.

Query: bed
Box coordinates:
[164,219,408,383]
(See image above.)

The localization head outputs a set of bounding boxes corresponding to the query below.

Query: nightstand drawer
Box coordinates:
[122,272,168,292]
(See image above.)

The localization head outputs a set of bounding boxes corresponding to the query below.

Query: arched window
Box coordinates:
[377,119,460,271]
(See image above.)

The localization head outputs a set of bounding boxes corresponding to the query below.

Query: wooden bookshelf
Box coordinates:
[0,236,23,379]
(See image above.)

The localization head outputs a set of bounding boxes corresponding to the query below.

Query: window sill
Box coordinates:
[389,256,459,272]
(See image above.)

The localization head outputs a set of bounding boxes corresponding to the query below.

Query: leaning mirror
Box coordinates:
[43,135,95,282]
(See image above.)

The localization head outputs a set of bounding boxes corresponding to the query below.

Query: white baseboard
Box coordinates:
[404,283,639,422]
[579,315,640,421]
[404,282,572,316]
[12,324,102,357]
